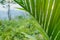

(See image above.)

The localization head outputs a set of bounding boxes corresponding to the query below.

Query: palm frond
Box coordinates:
[14,0,60,40]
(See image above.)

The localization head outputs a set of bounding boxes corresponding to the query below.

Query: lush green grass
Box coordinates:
[0,16,47,40]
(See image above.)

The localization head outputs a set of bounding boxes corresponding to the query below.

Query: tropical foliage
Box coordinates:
[14,0,60,40]
[0,0,5,4]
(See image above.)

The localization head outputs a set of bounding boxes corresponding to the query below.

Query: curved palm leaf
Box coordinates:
[14,0,60,40]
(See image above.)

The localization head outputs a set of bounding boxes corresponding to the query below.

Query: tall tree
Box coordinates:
[7,0,11,20]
